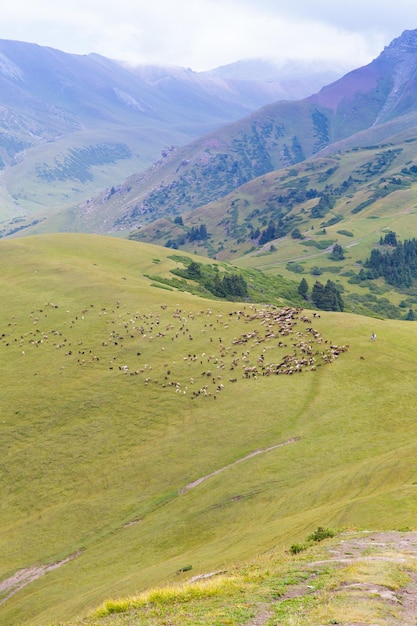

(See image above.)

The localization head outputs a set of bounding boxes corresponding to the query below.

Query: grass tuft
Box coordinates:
[92,575,242,617]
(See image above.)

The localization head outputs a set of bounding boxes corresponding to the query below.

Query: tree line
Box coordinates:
[363,235,417,288]
[176,260,249,299]
[298,277,344,311]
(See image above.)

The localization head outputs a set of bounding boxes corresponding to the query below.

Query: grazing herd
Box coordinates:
[0,300,349,399]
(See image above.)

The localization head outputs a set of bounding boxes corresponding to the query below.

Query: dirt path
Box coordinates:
[319,531,417,625]
[0,551,82,606]
[179,437,300,494]
[250,531,417,626]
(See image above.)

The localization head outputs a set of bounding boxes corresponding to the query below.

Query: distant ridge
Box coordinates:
[0,38,341,220]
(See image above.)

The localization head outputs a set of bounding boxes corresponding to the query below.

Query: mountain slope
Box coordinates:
[65,29,417,237]
[130,118,417,319]
[2,234,417,624]
[0,40,331,221]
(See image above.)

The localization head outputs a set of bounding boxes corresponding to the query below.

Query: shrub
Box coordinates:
[307,526,335,543]
[290,543,307,555]
[291,228,304,239]
[289,527,335,557]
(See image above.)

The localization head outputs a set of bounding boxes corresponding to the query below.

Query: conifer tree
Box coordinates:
[298,277,309,299]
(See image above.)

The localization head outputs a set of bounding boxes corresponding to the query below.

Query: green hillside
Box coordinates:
[69,530,417,625]
[131,129,417,319]
[1,234,417,625]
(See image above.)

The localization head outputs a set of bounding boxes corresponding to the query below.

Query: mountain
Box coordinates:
[307,29,417,130]
[130,59,336,109]
[63,29,417,240]
[202,57,347,99]
[0,40,340,223]
[130,113,417,317]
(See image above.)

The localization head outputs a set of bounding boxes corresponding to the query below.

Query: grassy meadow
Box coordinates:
[1,234,417,624]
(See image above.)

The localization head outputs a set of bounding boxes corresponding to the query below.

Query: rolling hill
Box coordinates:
[2,234,417,625]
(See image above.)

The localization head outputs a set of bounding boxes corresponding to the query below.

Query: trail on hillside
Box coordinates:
[179,437,300,494]
[0,551,82,606]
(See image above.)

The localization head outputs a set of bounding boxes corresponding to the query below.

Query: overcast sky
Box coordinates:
[1,0,416,72]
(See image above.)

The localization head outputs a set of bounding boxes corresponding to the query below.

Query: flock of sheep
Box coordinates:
[0,300,349,399]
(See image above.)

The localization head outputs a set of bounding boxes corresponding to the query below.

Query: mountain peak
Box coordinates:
[381,29,417,57]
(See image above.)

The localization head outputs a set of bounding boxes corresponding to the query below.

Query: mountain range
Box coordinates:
[0,40,342,224]
[61,29,417,238]
[4,31,417,321]
[3,31,417,239]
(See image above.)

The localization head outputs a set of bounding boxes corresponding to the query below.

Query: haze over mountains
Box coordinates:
[4,30,417,242]
[66,29,417,239]
[0,39,342,226]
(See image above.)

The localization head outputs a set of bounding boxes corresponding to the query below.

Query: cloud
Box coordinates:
[236,0,416,36]
[0,0,415,71]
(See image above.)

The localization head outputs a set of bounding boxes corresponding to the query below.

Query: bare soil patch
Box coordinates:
[295,531,417,625]
[0,551,82,606]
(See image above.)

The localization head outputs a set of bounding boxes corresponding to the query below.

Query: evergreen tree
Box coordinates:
[187,261,201,279]
[329,243,345,261]
[259,220,276,245]
[298,277,309,299]
[383,231,397,246]
[312,280,344,311]
[365,237,417,287]
[311,194,335,219]
[188,224,208,242]
[406,308,415,321]
[311,281,325,307]
[212,274,225,297]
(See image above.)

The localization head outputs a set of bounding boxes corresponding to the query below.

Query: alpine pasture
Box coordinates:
[1,234,417,625]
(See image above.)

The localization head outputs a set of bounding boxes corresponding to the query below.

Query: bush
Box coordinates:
[289,527,335,557]
[290,543,307,555]
[307,526,335,543]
